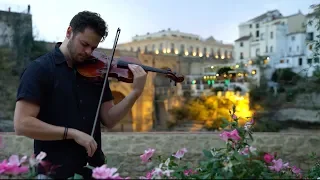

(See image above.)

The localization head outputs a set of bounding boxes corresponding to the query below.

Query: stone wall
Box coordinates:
[0,132,319,178]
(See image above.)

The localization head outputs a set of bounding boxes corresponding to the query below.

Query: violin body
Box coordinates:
[76,50,184,84]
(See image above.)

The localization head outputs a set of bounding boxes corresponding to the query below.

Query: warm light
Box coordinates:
[174,49,179,54]
[206,53,210,57]
[155,49,159,54]
[193,52,196,56]
[235,64,239,68]
[221,55,225,59]
[249,60,252,65]
[223,74,227,77]
[199,52,203,57]
[211,66,214,68]
[251,70,256,75]
[162,48,166,53]
[215,55,218,58]
[166,48,171,53]
[216,74,219,76]
[185,51,189,56]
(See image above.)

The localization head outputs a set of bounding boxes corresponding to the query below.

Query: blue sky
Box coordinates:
[0,0,318,48]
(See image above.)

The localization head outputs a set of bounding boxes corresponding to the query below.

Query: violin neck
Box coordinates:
[117,60,168,74]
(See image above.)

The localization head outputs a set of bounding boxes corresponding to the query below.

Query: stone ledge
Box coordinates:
[0,132,319,178]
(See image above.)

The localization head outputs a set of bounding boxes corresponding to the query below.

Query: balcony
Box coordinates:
[275,63,293,69]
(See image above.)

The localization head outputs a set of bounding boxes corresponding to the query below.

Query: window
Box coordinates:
[270,46,273,53]
[297,46,299,52]
[240,42,243,47]
[249,24,252,28]
[315,57,319,63]
[291,36,295,41]
[289,47,291,52]
[144,46,148,53]
[309,44,313,50]
[260,33,264,40]
[256,23,259,28]
[307,32,314,41]
[211,48,214,56]
[189,46,193,54]
[256,30,259,37]
[299,58,302,66]
[170,43,174,52]
[270,32,273,39]
[203,47,207,56]
[196,47,199,55]
[240,52,243,59]
[308,58,312,64]
[256,48,260,56]
[265,46,268,53]
[180,44,185,53]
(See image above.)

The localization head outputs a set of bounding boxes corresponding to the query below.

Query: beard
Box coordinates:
[67,38,81,64]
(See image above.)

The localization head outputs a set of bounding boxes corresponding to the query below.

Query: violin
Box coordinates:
[76,50,185,85]
[81,28,184,140]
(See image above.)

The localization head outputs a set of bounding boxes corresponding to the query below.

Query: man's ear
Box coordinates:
[66,26,73,39]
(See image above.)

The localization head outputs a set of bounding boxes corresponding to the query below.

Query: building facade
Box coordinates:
[117,28,234,61]
[233,9,316,81]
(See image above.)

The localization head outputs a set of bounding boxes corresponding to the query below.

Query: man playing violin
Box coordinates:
[13,11,147,179]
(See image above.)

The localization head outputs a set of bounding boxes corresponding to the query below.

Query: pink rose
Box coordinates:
[140,148,155,163]
[92,165,120,179]
[263,153,274,163]
[172,148,187,159]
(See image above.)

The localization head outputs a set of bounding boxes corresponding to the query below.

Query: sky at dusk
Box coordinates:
[0,0,318,48]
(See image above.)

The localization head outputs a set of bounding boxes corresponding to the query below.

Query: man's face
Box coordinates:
[67,27,102,64]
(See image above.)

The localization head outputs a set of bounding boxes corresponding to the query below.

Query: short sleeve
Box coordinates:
[16,61,50,105]
[102,81,114,103]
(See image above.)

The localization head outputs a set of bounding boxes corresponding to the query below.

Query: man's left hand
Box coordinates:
[128,64,147,97]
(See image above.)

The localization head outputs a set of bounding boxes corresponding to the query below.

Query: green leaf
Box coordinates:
[203,149,213,158]
[84,165,94,170]
[73,173,83,179]
[249,133,254,141]
[252,160,266,168]
[233,151,245,162]
[201,172,212,179]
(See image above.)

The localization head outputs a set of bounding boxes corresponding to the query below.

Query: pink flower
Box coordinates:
[0,155,29,175]
[139,169,155,179]
[268,159,288,172]
[219,129,241,142]
[92,164,120,179]
[140,148,155,163]
[184,169,196,176]
[232,114,237,120]
[172,148,187,159]
[263,153,274,163]
[291,166,301,174]
[239,146,256,155]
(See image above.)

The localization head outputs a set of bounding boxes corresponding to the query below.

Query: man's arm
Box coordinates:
[100,91,139,129]
[100,64,147,129]
[14,100,76,140]
[14,61,76,140]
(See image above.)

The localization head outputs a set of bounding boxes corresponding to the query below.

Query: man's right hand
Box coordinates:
[69,128,97,157]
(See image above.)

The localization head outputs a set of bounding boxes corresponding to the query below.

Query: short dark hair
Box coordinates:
[69,11,108,42]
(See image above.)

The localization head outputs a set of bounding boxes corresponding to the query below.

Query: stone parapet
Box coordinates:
[0,132,319,178]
